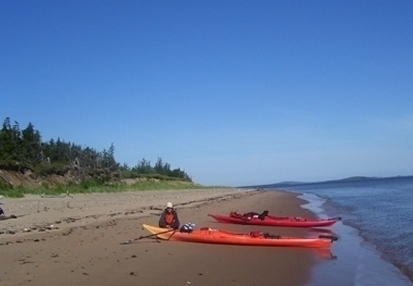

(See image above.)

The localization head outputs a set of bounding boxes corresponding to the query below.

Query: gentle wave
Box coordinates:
[265,176,413,285]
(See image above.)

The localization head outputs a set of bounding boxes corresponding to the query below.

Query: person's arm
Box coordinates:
[171,211,180,229]
[159,212,167,228]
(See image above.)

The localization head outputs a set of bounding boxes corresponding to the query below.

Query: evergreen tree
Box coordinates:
[0,117,192,182]
[21,122,42,165]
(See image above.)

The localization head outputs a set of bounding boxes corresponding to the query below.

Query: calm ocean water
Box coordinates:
[263,176,413,286]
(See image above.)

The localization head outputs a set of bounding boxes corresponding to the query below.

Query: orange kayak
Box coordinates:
[142,224,337,248]
[208,212,341,227]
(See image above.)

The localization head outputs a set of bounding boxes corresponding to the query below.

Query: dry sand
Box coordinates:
[0,188,329,286]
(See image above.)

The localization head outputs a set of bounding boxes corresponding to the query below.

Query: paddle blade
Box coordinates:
[120,228,175,245]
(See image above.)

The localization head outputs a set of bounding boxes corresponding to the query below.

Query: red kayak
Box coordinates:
[208,211,341,228]
[143,224,337,248]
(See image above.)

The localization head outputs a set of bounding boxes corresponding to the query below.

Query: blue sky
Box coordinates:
[1,1,412,186]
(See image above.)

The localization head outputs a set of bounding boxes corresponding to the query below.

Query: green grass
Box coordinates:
[0,179,206,198]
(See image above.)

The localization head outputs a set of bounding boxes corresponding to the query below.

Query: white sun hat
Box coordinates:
[165,202,173,209]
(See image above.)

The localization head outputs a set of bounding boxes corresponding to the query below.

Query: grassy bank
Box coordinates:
[0,179,208,198]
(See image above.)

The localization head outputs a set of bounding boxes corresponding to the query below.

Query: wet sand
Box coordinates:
[0,188,324,286]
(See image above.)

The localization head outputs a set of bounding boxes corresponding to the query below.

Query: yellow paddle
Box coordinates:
[120,228,176,245]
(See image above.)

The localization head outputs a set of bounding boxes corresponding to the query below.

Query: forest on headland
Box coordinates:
[0,117,196,196]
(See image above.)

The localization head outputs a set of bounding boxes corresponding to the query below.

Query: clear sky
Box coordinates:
[1,1,412,186]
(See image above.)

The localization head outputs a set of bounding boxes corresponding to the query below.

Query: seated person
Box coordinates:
[159,202,180,229]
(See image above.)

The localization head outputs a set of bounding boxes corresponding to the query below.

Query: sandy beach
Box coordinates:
[0,188,325,286]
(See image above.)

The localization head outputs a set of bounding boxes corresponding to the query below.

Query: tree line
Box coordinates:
[0,117,191,182]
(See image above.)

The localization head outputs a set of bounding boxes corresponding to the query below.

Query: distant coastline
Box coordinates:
[242,175,413,189]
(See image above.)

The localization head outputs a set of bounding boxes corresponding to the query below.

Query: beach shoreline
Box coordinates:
[0,188,324,286]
